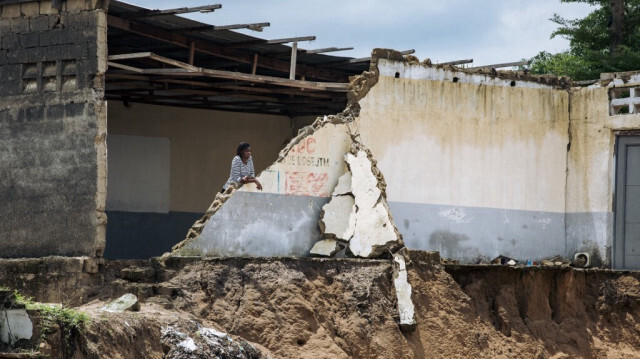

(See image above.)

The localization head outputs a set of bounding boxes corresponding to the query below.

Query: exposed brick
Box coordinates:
[0,21,10,38]
[6,48,28,64]
[86,0,100,11]
[66,11,89,28]
[39,1,58,15]
[10,18,29,33]
[1,64,20,81]
[15,108,26,122]
[29,16,50,32]
[0,110,12,124]
[46,104,64,119]
[26,106,44,121]
[20,3,40,17]
[48,13,61,29]
[0,49,6,65]
[39,30,59,47]
[66,0,85,13]
[19,33,39,48]
[65,102,85,117]
[71,43,87,58]
[1,4,21,18]
[58,28,78,45]
[77,27,96,43]
[1,34,20,50]
[27,46,44,63]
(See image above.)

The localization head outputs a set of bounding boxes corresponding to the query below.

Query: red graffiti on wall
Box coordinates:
[289,137,316,155]
[285,171,329,196]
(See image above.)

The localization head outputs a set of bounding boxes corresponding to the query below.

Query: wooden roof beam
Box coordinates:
[106,52,350,92]
[120,5,222,18]
[106,15,347,82]
[106,73,343,99]
[305,47,354,54]
[469,60,530,70]
[177,22,271,33]
[346,49,415,64]
[439,59,473,66]
[226,36,316,49]
[272,46,354,59]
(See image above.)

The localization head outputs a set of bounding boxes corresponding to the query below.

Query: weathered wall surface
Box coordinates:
[568,83,640,267]
[356,59,571,262]
[178,120,353,257]
[105,101,308,258]
[0,1,107,257]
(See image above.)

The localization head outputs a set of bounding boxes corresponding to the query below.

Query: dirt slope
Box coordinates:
[60,257,640,358]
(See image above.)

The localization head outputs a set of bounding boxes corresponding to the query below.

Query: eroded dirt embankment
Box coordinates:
[4,256,640,358]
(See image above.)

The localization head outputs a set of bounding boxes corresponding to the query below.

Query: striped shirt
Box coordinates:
[223,155,255,189]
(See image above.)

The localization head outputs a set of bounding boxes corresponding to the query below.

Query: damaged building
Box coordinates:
[2,0,640,271]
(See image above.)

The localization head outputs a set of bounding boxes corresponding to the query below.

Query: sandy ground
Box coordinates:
[47,257,640,358]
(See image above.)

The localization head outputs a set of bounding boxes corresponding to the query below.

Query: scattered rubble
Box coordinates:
[162,325,262,359]
[100,293,140,313]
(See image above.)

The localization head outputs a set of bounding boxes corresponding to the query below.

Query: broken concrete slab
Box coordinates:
[0,309,33,345]
[310,239,344,257]
[101,293,140,312]
[319,195,356,240]
[332,172,352,196]
[173,117,355,258]
[393,251,416,331]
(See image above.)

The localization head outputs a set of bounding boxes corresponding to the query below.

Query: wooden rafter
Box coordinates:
[120,5,222,18]
[106,73,343,99]
[107,15,345,82]
[176,22,271,33]
[107,52,350,92]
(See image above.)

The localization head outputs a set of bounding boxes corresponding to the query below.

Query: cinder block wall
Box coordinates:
[0,0,107,257]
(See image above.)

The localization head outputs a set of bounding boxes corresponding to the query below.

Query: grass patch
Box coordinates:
[14,291,90,339]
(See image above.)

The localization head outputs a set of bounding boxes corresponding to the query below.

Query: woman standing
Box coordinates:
[222,142,263,192]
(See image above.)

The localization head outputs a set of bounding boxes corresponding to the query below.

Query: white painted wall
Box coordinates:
[358,59,570,212]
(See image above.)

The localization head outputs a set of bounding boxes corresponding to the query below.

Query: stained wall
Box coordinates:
[356,59,571,262]
[0,0,107,257]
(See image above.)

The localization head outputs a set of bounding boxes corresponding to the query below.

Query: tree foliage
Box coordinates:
[528,0,640,80]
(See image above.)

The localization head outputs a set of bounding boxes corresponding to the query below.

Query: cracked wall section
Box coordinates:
[170,48,385,258]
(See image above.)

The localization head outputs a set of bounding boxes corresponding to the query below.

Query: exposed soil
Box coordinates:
[4,255,640,358]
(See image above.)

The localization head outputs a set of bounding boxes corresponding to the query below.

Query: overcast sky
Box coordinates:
[122,0,594,67]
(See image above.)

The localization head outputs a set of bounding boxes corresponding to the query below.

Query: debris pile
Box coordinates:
[162,325,262,359]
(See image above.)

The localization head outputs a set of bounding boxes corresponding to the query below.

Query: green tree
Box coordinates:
[528,0,640,80]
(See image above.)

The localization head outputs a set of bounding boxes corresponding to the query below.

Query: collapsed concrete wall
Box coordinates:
[173,115,355,257]
[0,0,107,257]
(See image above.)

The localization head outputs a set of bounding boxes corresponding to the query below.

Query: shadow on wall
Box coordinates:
[104,211,202,259]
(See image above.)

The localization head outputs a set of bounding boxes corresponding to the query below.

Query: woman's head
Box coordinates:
[236,142,252,159]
